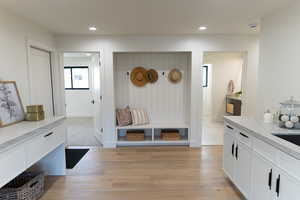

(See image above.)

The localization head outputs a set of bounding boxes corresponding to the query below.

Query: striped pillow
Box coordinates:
[131,109,150,125]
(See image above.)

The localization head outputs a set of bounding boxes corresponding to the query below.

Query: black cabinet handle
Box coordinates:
[44,132,54,138]
[226,125,234,130]
[235,145,238,160]
[268,169,272,190]
[231,143,234,157]
[276,175,280,197]
[240,132,249,138]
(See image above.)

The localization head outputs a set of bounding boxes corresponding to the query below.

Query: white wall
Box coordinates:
[203,52,244,122]
[258,2,300,117]
[64,56,93,117]
[0,7,55,107]
[55,34,259,147]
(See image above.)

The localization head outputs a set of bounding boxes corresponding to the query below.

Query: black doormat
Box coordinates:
[65,149,89,169]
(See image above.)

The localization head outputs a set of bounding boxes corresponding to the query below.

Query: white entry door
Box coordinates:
[29,47,54,117]
[90,53,103,143]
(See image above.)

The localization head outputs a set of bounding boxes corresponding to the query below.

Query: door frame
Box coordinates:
[26,39,61,116]
[60,51,103,144]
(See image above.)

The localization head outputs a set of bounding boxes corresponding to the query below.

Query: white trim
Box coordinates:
[26,38,64,116]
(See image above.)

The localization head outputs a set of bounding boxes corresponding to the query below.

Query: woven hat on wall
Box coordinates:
[168,68,182,84]
[146,69,158,83]
[130,67,148,87]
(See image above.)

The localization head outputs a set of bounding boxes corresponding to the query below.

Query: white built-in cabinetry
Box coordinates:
[223,121,300,200]
[114,52,191,146]
[0,118,66,188]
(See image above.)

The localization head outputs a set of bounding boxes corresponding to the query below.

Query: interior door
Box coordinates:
[90,53,102,143]
[29,47,54,117]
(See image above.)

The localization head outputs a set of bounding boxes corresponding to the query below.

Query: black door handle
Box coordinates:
[235,145,238,160]
[276,175,280,197]
[268,169,272,190]
[231,143,235,157]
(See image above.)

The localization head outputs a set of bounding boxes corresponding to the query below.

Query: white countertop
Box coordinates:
[0,116,65,152]
[224,116,300,160]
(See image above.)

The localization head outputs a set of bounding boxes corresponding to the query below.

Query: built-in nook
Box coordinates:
[114,52,191,146]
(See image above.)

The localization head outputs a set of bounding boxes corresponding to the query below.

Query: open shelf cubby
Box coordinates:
[116,125,189,146]
[114,52,192,146]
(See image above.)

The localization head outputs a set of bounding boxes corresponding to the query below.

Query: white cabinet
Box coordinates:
[223,126,235,180]
[251,152,274,200]
[223,124,252,199]
[224,120,300,200]
[235,141,252,198]
[0,145,26,188]
[275,169,300,200]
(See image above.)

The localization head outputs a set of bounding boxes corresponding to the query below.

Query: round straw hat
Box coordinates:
[146,69,158,83]
[168,68,182,84]
[130,67,148,87]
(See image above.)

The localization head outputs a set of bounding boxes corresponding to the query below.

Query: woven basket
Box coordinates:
[0,172,44,200]
[126,130,145,141]
[161,129,181,141]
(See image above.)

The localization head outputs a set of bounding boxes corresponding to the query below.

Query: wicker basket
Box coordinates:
[126,130,145,141]
[161,129,181,141]
[0,172,44,200]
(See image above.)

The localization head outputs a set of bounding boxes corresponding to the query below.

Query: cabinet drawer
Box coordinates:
[237,129,252,147]
[253,137,277,163]
[277,151,300,180]
[0,145,26,188]
[26,125,65,167]
[225,123,235,135]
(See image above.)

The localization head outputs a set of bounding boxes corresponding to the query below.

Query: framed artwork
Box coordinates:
[0,81,25,127]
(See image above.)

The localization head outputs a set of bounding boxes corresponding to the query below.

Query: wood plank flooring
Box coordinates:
[41,146,244,200]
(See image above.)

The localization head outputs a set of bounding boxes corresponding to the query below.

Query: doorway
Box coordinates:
[63,52,102,147]
[202,52,246,145]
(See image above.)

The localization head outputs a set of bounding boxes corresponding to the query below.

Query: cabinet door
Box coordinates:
[276,170,300,200]
[235,141,252,198]
[251,151,273,200]
[223,130,235,180]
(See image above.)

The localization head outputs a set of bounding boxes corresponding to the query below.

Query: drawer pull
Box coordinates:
[231,143,234,157]
[226,125,234,130]
[44,132,54,138]
[240,132,249,138]
[30,181,39,188]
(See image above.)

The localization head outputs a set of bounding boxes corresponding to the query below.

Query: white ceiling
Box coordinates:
[0,0,293,35]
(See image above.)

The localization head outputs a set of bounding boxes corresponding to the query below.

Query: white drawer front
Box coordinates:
[225,123,236,136]
[0,145,26,188]
[253,137,277,163]
[277,151,300,180]
[237,129,252,147]
[26,125,65,167]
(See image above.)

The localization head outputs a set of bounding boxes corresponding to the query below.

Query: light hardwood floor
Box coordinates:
[41,146,244,200]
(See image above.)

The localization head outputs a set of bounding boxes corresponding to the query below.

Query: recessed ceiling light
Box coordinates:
[249,23,257,30]
[198,26,207,31]
[85,53,91,56]
[89,26,97,31]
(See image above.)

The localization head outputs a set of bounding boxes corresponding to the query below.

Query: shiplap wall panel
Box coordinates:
[114,52,191,124]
